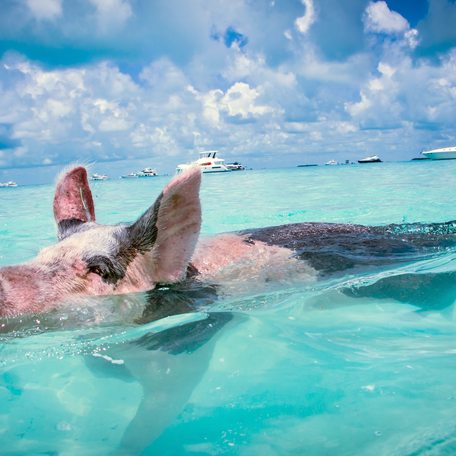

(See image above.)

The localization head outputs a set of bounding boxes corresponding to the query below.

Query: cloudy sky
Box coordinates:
[0,0,455,181]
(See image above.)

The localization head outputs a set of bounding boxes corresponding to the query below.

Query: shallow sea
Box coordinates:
[1,160,456,455]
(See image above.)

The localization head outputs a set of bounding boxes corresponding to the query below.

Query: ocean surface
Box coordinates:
[1,160,456,455]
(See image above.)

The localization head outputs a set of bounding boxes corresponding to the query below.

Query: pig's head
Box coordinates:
[0,166,201,317]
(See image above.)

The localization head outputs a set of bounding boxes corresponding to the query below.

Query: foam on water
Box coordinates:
[1,161,456,455]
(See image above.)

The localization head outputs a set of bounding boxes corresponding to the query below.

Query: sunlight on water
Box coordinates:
[1,161,456,455]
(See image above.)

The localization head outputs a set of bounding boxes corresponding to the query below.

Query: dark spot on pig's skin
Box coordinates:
[169,194,183,210]
[85,255,126,284]
[57,218,96,241]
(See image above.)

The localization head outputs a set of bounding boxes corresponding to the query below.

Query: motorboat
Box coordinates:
[358,155,382,164]
[90,173,109,181]
[421,146,456,160]
[0,181,17,187]
[136,167,157,177]
[325,160,338,165]
[121,172,138,179]
[176,151,231,174]
[121,167,157,178]
[226,161,245,171]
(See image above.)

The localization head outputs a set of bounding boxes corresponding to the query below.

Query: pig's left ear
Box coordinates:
[53,166,96,239]
[127,167,202,283]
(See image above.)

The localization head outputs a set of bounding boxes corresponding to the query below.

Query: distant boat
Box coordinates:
[90,173,109,181]
[226,161,246,171]
[176,151,231,174]
[121,172,138,179]
[121,167,157,178]
[136,167,157,177]
[421,146,456,160]
[358,155,382,164]
[0,181,18,187]
[325,160,338,165]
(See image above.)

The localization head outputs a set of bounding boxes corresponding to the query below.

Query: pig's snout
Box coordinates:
[0,265,67,317]
[0,266,39,316]
[0,278,7,316]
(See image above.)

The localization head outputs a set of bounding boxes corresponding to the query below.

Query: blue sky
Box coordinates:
[0,0,455,183]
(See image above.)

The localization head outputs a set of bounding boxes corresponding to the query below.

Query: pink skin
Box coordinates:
[0,165,305,317]
[53,165,96,224]
[192,233,316,290]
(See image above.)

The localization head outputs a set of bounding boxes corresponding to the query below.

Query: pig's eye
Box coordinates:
[86,255,125,284]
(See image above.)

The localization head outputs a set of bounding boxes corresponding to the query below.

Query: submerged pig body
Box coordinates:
[1,165,455,317]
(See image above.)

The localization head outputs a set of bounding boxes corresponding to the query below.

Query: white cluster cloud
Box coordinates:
[346,50,456,131]
[363,1,419,48]
[295,0,316,34]
[345,61,402,127]
[364,1,409,34]
[219,82,273,120]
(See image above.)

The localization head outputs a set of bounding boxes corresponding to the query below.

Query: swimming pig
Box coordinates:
[1,165,455,317]
[0,166,204,316]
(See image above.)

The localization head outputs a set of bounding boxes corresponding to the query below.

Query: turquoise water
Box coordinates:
[1,161,456,455]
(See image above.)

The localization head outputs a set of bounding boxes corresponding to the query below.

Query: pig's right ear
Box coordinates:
[126,167,202,283]
[53,166,96,240]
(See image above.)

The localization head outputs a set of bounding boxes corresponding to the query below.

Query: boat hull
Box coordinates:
[201,168,231,173]
[422,150,456,160]
[358,159,382,164]
[176,165,231,174]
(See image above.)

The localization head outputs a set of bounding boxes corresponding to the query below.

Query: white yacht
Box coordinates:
[136,167,157,177]
[0,181,17,187]
[226,161,246,171]
[176,151,231,174]
[90,173,109,181]
[422,146,456,160]
[120,172,137,179]
[121,167,157,178]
